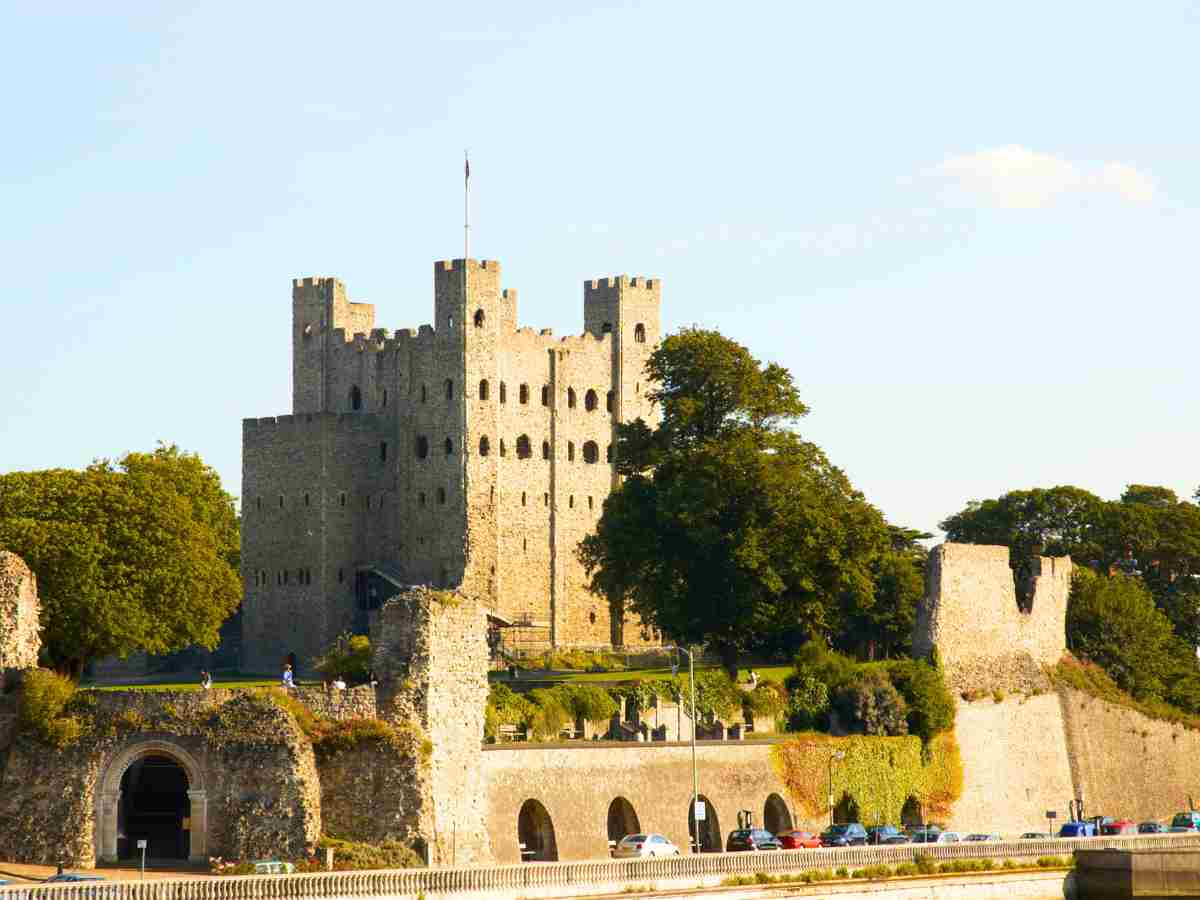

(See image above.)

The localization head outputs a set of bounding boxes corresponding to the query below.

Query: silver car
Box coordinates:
[613,833,681,858]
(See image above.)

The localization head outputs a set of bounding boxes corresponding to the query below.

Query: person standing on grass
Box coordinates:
[200,670,213,690]
[282,663,295,689]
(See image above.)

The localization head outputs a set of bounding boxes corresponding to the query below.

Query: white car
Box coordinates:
[613,833,681,858]
[964,833,1002,842]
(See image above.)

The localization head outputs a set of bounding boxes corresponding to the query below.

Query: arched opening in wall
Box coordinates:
[479,436,490,457]
[500,439,507,457]
[568,442,575,462]
[444,437,454,456]
[350,385,362,410]
[567,388,577,408]
[833,793,859,826]
[519,384,529,404]
[112,753,192,861]
[634,323,646,343]
[445,379,454,401]
[479,379,490,401]
[418,491,426,506]
[421,384,428,403]
[687,795,722,853]
[517,799,558,862]
[582,441,599,464]
[382,389,388,408]
[474,308,485,327]
[900,796,922,828]
[542,440,550,460]
[499,382,507,404]
[437,487,447,505]
[415,436,429,459]
[607,796,641,846]
[763,794,793,835]
[516,435,532,459]
[606,391,614,412]
[541,385,550,406]
[584,389,598,411]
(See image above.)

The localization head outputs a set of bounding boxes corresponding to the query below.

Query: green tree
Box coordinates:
[836,526,929,660]
[0,445,241,678]
[578,329,889,677]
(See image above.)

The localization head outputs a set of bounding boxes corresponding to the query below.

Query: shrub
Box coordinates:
[885,659,955,743]
[1002,858,1018,869]
[835,866,849,878]
[525,688,573,740]
[18,668,85,747]
[553,684,618,724]
[832,669,909,736]
[312,633,371,682]
[894,862,918,876]
[744,681,787,719]
[784,675,830,731]
[791,642,859,694]
[318,836,422,870]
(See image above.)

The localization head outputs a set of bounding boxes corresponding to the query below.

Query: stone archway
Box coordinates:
[833,792,859,826]
[517,799,558,862]
[607,796,641,846]
[901,796,923,828]
[763,793,793,835]
[687,794,722,853]
[97,740,207,863]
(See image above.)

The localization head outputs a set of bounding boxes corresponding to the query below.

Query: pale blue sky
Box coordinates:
[2,2,1197,535]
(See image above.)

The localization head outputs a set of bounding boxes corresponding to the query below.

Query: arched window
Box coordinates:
[421,383,428,403]
[379,443,387,463]
[516,435,532,459]
[567,388,577,409]
[350,385,362,410]
[437,487,447,505]
[567,441,575,462]
[479,436,490,456]
[418,491,426,506]
[444,437,454,456]
[479,379,489,401]
[499,382,507,404]
[445,379,454,401]
[582,441,599,464]
[256,497,261,511]
[584,389,598,412]
[382,389,388,408]
[569,495,574,508]
[500,439,507,457]
[606,391,613,413]
[448,315,455,329]
[474,308,485,327]
[416,436,429,459]
[541,385,550,406]
[521,492,527,506]
[634,323,646,343]
[519,384,529,405]
[542,440,550,460]
[588,496,594,510]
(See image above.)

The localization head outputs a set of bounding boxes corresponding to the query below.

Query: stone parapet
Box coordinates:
[0,551,41,689]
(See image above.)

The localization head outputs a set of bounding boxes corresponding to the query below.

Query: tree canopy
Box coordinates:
[578,328,894,675]
[0,444,241,677]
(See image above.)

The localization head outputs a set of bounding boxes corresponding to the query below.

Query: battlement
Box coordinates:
[243,412,385,431]
[584,275,659,299]
[436,258,501,273]
[292,276,344,291]
[914,543,1072,695]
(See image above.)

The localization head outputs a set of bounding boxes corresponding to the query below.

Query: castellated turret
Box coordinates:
[241,259,663,672]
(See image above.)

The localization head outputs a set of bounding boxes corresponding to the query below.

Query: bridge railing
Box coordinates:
[1,833,1194,899]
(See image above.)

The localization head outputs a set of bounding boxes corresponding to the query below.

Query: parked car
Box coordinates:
[820,823,868,847]
[1021,832,1050,839]
[965,833,1002,842]
[1101,819,1137,836]
[867,825,902,845]
[881,834,911,845]
[1058,821,1097,838]
[251,861,294,875]
[1171,812,1200,832]
[911,828,959,844]
[45,874,106,883]
[613,834,681,858]
[776,830,822,849]
[726,829,781,852]
[1088,816,1115,832]
[1138,822,1167,834]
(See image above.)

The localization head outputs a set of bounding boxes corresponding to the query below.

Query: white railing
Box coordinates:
[1,833,1193,899]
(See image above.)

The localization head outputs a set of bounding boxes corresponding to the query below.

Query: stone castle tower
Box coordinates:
[241,259,662,672]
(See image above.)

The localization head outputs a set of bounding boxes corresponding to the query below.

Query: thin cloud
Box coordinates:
[924,146,1158,209]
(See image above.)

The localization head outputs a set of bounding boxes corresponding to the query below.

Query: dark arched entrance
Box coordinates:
[118,755,190,860]
[901,796,922,828]
[517,799,558,862]
[833,792,860,825]
[764,793,793,835]
[607,797,641,846]
[687,794,722,853]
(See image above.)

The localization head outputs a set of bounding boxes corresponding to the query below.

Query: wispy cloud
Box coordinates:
[923,146,1159,209]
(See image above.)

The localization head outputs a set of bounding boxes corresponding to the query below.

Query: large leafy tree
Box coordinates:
[834,526,930,661]
[0,444,240,678]
[578,328,890,677]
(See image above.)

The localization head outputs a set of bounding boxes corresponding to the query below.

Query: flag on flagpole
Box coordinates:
[465,153,470,182]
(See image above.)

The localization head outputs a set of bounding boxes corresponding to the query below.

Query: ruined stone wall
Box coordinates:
[315,742,424,845]
[913,543,1072,694]
[481,742,796,863]
[292,684,377,721]
[0,551,41,688]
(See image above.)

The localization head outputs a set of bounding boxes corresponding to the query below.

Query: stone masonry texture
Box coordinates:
[0,551,41,690]
[241,260,662,673]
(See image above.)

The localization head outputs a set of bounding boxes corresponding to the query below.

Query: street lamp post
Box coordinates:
[666,645,699,852]
[828,749,845,827]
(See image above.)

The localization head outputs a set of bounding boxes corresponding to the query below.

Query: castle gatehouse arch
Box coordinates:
[96,740,208,863]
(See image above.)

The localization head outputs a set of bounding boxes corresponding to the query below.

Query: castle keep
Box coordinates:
[241,259,661,671]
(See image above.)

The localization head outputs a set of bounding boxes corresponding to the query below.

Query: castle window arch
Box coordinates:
[445,379,454,401]
[382,389,388,408]
[279,495,284,508]
[256,497,262,511]
[474,308,485,327]
[582,441,599,464]
[479,436,490,456]
[418,491,426,507]
[437,487,446,505]
[499,382,507,404]
[541,385,550,406]
[421,383,428,403]
[416,436,429,459]
[479,379,489,401]
[606,391,613,413]
[444,437,454,456]
[500,439,507,457]
[567,441,575,462]
[584,389,598,412]
[516,435,532,459]
[634,323,646,343]
[542,440,550,460]
[521,492,527,506]
[380,443,388,463]
[304,492,310,506]
[568,388,577,409]
[519,384,529,405]
[569,495,575,508]
[350,385,362,411]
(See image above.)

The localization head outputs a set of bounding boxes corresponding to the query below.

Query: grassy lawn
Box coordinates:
[499,663,793,685]
[81,676,320,692]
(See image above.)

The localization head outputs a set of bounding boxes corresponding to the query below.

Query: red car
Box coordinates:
[1100,819,1137,836]
[776,830,822,849]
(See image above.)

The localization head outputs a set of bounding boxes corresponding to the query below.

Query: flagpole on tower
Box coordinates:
[464,150,471,261]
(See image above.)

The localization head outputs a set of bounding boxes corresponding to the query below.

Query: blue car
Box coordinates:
[1058,821,1096,838]
[45,874,105,883]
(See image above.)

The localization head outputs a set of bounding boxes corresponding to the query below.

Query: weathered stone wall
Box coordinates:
[481,742,798,863]
[914,543,1072,694]
[315,742,424,845]
[292,684,377,721]
[242,259,663,671]
[0,551,41,689]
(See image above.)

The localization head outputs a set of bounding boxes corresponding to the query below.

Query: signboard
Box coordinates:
[694,800,706,821]
[136,840,147,849]
[1045,811,1057,819]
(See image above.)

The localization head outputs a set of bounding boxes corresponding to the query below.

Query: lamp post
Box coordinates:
[665,645,699,852]
[828,749,845,827]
